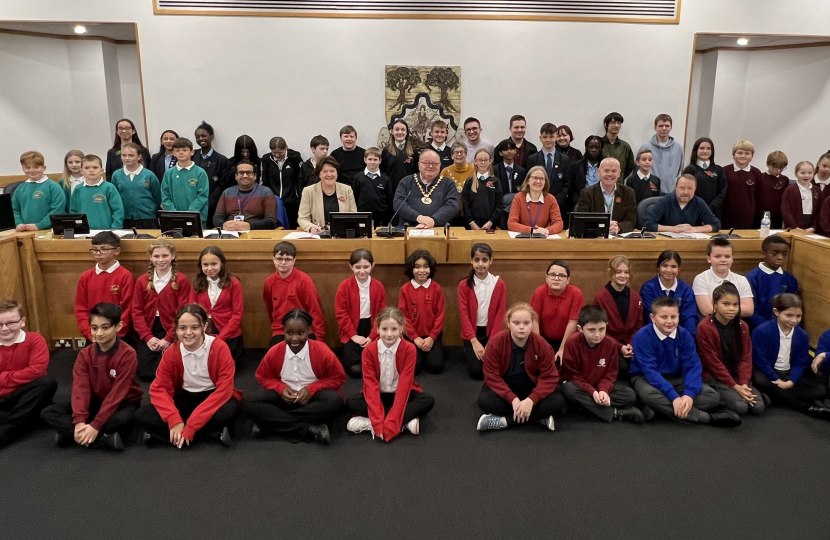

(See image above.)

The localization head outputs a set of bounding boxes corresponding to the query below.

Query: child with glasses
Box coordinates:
[530,259,584,362]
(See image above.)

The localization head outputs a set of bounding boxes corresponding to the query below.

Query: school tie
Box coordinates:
[368,173,378,179]
[545,152,553,178]
[505,166,513,192]
[479,175,487,182]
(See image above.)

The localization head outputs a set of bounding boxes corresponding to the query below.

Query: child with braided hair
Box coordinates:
[132,239,193,380]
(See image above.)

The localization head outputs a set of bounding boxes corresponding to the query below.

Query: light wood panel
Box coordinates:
[0,232,25,309]
[789,235,830,347]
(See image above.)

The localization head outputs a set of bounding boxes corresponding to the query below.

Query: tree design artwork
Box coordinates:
[424,67,459,113]
[386,67,422,110]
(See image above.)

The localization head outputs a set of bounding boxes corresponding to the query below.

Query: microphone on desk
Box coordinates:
[727,227,734,238]
[132,227,138,239]
[379,185,413,238]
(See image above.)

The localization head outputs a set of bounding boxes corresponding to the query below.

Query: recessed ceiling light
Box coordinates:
[74,25,87,34]
[736,38,749,46]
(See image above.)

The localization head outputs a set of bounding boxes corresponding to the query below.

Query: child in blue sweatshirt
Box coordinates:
[751,293,829,418]
[630,296,740,427]
[746,235,798,328]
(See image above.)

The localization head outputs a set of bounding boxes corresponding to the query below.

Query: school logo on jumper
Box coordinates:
[598,358,606,367]
[143,179,150,187]
[93,194,106,204]
[110,285,120,294]
[33,190,43,199]
[188,178,198,187]
[109,369,116,378]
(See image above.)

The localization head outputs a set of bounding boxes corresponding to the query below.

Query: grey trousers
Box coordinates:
[708,379,765,416]
[631,375,718,424]
[560,381,637,423]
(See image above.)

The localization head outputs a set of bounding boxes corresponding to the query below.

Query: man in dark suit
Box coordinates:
[493,141,528,229]
[524,123,571,210]
[576,157,637,234]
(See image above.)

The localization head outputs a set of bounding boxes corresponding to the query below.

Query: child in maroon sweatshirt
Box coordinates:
[560,305,643,423]
[721,140,761,230]
[0,299,57,448]
[41,303,143,450]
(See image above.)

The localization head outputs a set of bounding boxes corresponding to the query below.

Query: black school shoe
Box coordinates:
[807,405,830,420]
[305,424,331,445]
[212,426,232,447]
[97,432,125,451]
[708,410,742,428]
[616,407,645,424]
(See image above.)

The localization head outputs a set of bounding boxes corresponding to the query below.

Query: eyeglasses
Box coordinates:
[421,162,440,168]
[546,273,568,280]
[274,256,295,263]
[451,151,466,156]
[88,248,115,254]
[464,127,480,132]
[117,127,133,132]
[236,171,256,176]
[474,159,491,164]
[0,319,22,329]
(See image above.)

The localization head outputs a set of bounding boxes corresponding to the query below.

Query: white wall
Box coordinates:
[116,43,145,139]
[1,0,830,174]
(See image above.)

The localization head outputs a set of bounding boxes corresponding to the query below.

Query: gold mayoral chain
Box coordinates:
[414,173,443,205]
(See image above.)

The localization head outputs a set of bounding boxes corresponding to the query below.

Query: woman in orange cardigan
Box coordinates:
[134,304,241,448]
[335,249,387,378]
[507,166,564,236]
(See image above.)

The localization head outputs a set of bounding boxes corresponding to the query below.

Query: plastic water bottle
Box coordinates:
[760,211,771,238]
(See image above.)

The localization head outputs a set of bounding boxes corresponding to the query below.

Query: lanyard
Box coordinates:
[526,196,544,230]
[236,186,256,212]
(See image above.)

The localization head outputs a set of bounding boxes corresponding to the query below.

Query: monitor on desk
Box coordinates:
[568,212,610,239]
[158,210,203,238]
[50,214,90,238]
[0,194,13,232]
[330,212,373,239]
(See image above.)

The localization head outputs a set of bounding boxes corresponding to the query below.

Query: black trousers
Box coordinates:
[752,369,827,413]
[136,317,167,380]
[0,376,57,447]
[560,381,637,423]
[346,390,435,427]
[208,321,245,364]
[477,385,566,427]
[41,399,140,438]
[462,326,489,380]
[123,218,159,229]
[134,390,239,443]
[341,318,372,374]
[284,202,300,230]
[240,388,343,438]
[407,332,445,375]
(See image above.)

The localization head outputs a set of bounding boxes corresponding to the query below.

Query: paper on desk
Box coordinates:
[203,230,239,238]
[806,234,828,240]
[408,229,435,236]
[659,232,711,239]
[546,234,562,239]
[507,231,560,239]
[283,231,321,239]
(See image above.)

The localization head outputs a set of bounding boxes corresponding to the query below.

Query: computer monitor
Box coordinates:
[568,212,611,239]
[0,194,13,232]
[330,212,373,239]
[158,210,203,238]
[50,214,90,238]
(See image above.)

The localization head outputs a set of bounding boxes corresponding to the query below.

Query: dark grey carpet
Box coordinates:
[3,348,830,539]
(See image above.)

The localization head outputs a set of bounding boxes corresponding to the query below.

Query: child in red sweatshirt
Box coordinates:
[41,303,143,450]
[560,305,643,423]
[335,248,387,378]
[263,241,325,346]
[398,249,446,374]
[132,239,193,381]
[346,307,434,441]
[74,231,134,342]
[0,299,57,448]
[192,246,245,363]
[241,309,345,445]
[135,304,241,448]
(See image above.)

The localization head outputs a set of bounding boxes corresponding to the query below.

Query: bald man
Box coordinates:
[393,149,459,228]
[576,157,638,234]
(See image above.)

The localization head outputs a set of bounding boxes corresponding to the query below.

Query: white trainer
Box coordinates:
[477,414,508,431]
[404,418,419,435]
[347,416,372,434]
[538,415,555,431]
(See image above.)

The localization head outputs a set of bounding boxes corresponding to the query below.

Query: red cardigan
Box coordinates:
[74,265,135,340]
[361,339,423,441]
[696,316,752,387]
[0,331,49,398]
[781,182,819,230]
[255,340,346,397]
[560,333,621,395]
[482,330,559,405]
[457,276,506,341]
[262,269,326,338]
[194,277,244,340]
[593,285,644,345]
[334,276,386,344]
[149,338,242,441]
[72,340,143,431]
[398,280,445,339]
[132,272,193,343]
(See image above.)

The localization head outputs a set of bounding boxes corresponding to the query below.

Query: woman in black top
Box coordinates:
[682,137,727,219]
[381,119,419,193]
[105,118,151,180]
[555,125,583,162]
[149,130,179,182]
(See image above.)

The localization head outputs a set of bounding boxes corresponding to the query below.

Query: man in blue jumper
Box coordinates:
[642,174,721,233]
[630,296,740,427]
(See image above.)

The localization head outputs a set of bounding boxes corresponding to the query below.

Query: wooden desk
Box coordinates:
[789,234,830,346]
[7,227,817,350]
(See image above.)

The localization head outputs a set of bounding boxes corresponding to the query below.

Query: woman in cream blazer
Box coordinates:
[297,156,357,233]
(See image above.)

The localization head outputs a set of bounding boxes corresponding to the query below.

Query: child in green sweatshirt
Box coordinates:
[69,155,124,229]
[160,138,209,227]
[12,150,66,231]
